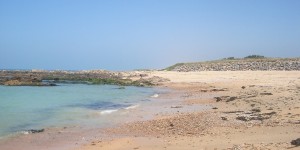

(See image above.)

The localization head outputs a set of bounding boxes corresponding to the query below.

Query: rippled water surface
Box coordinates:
[0,84,156,137]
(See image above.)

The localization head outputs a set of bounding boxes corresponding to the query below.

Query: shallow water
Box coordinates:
[0,84,156,137]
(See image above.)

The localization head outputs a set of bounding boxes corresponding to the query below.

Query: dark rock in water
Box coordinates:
[49,83,57,86]
[116,86,125,89]
[28,129,44,133]
[42,82,57,86]
[291,138,300,146]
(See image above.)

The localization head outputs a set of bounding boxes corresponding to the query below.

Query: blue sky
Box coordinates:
[0,0,299,70]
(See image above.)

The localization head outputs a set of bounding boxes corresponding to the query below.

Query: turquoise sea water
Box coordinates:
[0,84,156,137]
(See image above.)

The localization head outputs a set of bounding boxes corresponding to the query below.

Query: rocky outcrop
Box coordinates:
[166,58,300,72]
[0,70,160,86]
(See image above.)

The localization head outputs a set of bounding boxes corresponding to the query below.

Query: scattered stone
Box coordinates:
[214,96,237,102]
[214,96,230,102]
[224,111,244,114]
[221,117,228,121]
[215,97,222,102]
[211,88,227,92]
[226,96,238,102]
[251,108,261,113]
[260,92,273,95]
[236,116,249,121]
[263,111,277,115]
[291,138,300,146]
[171,106,183,108]
[236,111,276,122]
[241,86,246,89]
[139,74,148,78]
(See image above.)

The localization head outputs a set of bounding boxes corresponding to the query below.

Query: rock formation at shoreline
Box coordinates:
[166,58,300,72]
[0,70,166,86]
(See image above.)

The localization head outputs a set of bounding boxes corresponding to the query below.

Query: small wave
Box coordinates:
[99,109,118,115]
[21,131,29,135]
[151,94,159,98]
[124,104,140,110]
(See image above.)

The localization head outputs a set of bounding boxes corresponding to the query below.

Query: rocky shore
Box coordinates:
[166,58,300,72]
[0,70,167,86]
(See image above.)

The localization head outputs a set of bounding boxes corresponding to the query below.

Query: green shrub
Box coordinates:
[244,55,265,59]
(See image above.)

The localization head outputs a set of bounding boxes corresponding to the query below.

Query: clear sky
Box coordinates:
[0,0,299,70]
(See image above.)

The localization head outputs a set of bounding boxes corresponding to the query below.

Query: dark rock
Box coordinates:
[226,96,238,102]
[211,88,227,92]
[116,86,125,89]
[215,97,222,102]
[212,107,218,109]
[221,117,228,120]
[215,96,236,102]
[42,82,57,86]
[241,86,246,89]
[224,111,244,114]
[236,116,249,121]
[291,138,300,146]
[28,129,45,133]
[260,92,273,95]
[263,111,276,115]
[171,106,183,108]
[139,74,148,78]
[251,108,261,113]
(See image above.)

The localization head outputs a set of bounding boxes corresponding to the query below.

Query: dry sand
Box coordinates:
[76,71,300,150]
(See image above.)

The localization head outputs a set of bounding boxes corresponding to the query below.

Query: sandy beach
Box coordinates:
[76,71,300,150]
[0,71,299,150]
[1,0,299,149]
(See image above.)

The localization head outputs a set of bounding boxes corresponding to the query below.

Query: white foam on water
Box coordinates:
[21,131,29,135]
[124,104,140,110]
[151,94,159,98]
[99,109,118,115]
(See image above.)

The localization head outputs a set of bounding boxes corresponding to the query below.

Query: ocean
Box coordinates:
[0,84,157,138]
